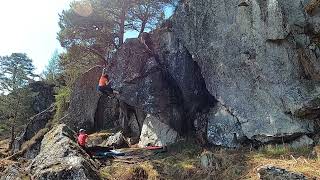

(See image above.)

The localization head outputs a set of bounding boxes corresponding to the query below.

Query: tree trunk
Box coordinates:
[138,20,147,37]
[119,5,128,46]
[9,126,15,152]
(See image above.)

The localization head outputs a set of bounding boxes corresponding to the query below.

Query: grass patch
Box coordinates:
[258,144,313,159]
[99,140,320,180]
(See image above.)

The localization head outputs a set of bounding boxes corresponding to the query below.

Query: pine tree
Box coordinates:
[43,49,62,84]
[0,53,36,149]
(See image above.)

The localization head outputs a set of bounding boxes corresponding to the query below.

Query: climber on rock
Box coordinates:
[97,67,120,96]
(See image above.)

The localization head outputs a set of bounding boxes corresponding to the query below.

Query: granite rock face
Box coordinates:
[173,0,320,142]
[0,165,26,180]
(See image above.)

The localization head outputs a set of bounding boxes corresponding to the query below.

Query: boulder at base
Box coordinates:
[207,103,246,148]
[102,131,129,149]
[28,124,100,180]
[289,135,314,148]
[65,66,103,131]
[257,165,307,180]
[138,114,178,147]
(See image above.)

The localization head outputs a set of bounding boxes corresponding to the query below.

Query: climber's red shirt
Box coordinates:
[77,133,88,147]
[98,75,109,86]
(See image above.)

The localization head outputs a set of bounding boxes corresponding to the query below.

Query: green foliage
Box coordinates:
[0,53,35,92]
[0,88,36,127]
[54,86,71,123]
[42,49,63,85]
[59,47,101,87]
[0,53,37,137]
[127,0,170,34]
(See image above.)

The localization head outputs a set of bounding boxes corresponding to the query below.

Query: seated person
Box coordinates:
[98,68,119,95]
[77,129,113,157]
[77,129,88,152]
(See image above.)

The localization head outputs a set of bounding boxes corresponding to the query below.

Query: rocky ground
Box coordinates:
[0,124,319,180]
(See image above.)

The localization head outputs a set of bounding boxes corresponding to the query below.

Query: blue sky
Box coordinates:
[0,0,73,74]
[0,1,173,74]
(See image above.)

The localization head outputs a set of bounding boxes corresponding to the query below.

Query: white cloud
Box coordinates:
[0,0,73,74]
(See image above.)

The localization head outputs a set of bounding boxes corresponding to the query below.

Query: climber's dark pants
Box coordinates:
[98,84,113,95]
[87,146,113,153]
[80,145,112,156]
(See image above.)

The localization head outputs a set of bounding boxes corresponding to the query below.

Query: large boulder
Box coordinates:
[107,38,185,133]
[102,131,129,149]
[173,0,320,143]
[28,124,100,180]
[65,66,103,131]
[12,105,55,154]
[289,135,314,148]
[138,114,178,147]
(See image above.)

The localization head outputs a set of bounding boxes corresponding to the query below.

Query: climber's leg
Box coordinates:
[98,84,119,96]
[98,85,112,95]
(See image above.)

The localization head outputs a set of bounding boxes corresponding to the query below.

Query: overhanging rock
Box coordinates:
[65,66,103,131]
[107,38,185,133]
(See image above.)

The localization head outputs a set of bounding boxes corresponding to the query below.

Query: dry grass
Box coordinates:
[0,159,17,174]
[100,140,320,180]
[100,162,159,180]
[0,139,9,158]
[305,0,320,14]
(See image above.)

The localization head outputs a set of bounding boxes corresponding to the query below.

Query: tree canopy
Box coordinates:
[0,53,35,92]
[0,53,36,139]
[58,0,175,62]
[57,0,176,86]
[42,49,64,85]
